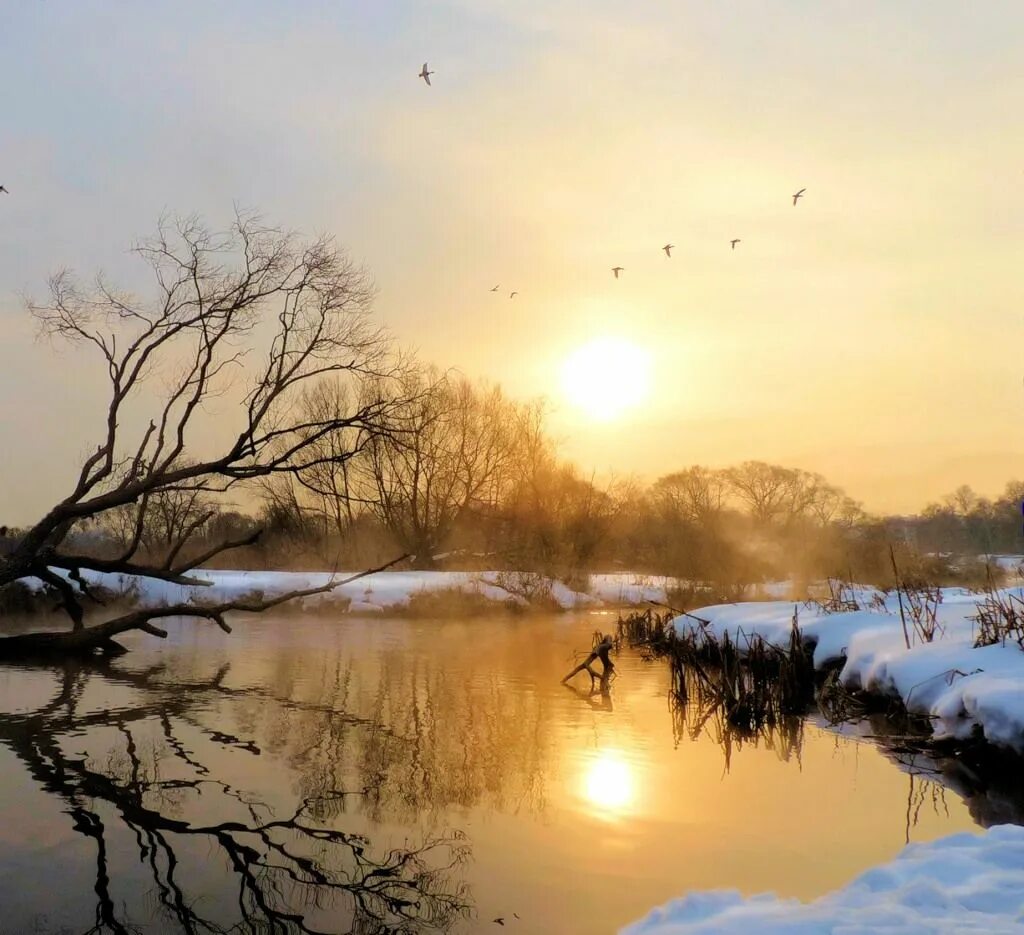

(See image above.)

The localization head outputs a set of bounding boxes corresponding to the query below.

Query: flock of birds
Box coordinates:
[0,65,806,300]
[419,62,809,299]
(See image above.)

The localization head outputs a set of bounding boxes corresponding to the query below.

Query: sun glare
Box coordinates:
[582,750,635,816]
[561,337,652,422]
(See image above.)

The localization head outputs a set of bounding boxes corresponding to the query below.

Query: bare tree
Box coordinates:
[724,461,794,526]
[651,467,728,526]
[361,369,523,567]
[0,211,406,657]
[101,467,215,558]
[270,377,374,542]
[945,484,980,517]
[725,461,846,529]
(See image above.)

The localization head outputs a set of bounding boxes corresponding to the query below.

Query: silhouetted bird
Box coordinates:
[493,921,505,927]
[792,188,806,205]
[0,186,8,194]
[509,291,518,299]
[611,266,624,279]
[663,243,674,257]
[418,63,433,86]
[730,239,741,250]
[490,284,500,292]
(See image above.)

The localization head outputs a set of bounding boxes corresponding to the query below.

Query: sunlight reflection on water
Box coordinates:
[0,611,1008,935]
[581,749,636,817]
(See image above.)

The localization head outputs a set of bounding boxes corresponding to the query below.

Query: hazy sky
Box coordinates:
[3,1,1024,524]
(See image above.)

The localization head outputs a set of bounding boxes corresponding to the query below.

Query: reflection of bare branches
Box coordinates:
[0,660,472,934]
[254,648,552,824]
[668,668,804,774]
[858,713,1024,831]
[901,767,952,844]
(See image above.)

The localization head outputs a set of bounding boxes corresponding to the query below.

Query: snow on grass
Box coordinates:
[621,824,1024,934]
[673,587,1024,749]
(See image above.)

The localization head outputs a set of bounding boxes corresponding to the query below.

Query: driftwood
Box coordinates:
[561,634,615,690]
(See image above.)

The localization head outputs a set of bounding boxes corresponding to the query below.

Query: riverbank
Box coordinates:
[670,586,1024,750]
[14,568,684,617]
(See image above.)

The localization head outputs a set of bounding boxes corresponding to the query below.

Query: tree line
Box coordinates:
[1,212,1019,653]
[46,367,1023,594]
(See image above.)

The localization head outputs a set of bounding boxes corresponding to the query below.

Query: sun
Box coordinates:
[561,337,652,422]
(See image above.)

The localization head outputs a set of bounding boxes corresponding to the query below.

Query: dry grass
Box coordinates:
[618,608,816,729]
[971,579,1024,650]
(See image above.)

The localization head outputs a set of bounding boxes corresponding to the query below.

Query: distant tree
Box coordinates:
[0,211,405,657]
[651,467,728,527]
[362,369,523,568]
[945,484,979,517]
[724,461,800,526]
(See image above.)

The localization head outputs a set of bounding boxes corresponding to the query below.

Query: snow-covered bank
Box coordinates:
[673,587,1024,749]
[27,568,681,615]
[622,824,1024,934]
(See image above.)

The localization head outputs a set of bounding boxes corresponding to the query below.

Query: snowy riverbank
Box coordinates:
[622,824,1024,934]
[672,587,1024,749]
[28,568,680,614]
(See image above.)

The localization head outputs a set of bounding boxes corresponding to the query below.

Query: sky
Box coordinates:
[2,0,1024,524]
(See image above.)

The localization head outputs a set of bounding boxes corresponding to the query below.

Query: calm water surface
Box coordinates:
[0,612,1015,934]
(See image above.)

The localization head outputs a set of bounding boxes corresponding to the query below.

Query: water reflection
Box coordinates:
[667,663,1024,838]
[0,613,1020,934]
[0,658,471,934]
[850,714,1024,831]
[581,750,635,816]
[667,666,805,775]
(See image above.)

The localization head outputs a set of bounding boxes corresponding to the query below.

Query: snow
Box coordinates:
[672,587,1024,749]
[982,555,1024,575]
[587,574,673,606]
[27,568,675,615]
[621,824,1024,934]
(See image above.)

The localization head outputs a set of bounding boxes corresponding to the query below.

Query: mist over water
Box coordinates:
[0,611,1002,934]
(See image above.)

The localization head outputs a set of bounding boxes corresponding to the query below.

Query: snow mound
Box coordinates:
[622,824,1024,934]
[671,588,1024,749]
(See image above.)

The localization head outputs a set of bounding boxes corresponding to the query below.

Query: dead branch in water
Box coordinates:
[561,632,615,690]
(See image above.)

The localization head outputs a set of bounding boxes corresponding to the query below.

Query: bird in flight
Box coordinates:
[0,186,8,194]
[490,284,500,292]
[418,63,433,86]
[792,188,806,206]
[509,291,518,299]
[730,239,741,250]
[612,266,624,279]
[663,243,674,257]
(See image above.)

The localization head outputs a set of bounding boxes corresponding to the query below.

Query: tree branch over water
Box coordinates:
[0,210,415,653]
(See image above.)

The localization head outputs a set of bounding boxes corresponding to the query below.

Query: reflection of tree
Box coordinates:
[252,648,552,823]
[0,660,471,934]
[562,683,613,713]
[671,677,1024,835]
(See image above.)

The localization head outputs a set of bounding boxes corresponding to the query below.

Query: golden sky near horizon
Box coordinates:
[2,1,1024,523]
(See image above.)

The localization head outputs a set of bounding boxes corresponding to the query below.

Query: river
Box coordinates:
[0,611,1015,934]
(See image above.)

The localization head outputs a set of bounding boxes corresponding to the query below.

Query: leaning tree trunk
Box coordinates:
[0,557,407,661]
